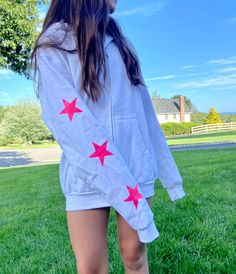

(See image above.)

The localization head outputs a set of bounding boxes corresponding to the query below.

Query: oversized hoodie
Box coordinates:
[36,20,186,243]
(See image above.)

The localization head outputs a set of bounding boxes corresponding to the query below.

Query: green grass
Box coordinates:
[167,130,236,145]
[0,148,235,273]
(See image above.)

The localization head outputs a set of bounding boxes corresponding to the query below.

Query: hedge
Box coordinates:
[160,122,198,136]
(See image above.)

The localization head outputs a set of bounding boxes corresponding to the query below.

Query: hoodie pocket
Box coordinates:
[114,117,154,183]
[59,154,98,195]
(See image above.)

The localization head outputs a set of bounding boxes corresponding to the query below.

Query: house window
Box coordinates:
[165,114,168,120]
[174,114,177,119]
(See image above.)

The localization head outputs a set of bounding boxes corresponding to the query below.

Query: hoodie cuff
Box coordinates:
[137,220,160,243]
[166,184,186,201]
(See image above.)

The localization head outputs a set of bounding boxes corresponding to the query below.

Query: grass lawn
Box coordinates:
[0,147,235,273]
[167,130,236,146]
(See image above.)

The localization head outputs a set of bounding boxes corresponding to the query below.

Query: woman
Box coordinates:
[29,0,186,273]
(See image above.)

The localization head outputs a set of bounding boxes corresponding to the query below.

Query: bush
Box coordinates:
[0,127,9,146]
[220,114,236,123]
[190,112,208,125]
[160,122,198,136]
[0,99,52,146]
[203,107,222,124]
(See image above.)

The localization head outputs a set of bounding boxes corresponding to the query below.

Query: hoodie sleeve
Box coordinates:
[139,85,186,201]
[35,47,160,243]
[125,37,186,202]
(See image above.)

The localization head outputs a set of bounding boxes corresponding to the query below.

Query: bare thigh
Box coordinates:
[66,206,111,274]
[116,197,152,242]
[115,197,153,268]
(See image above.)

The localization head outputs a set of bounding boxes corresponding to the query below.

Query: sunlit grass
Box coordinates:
[0,147,235,273]
[167,130,236,145]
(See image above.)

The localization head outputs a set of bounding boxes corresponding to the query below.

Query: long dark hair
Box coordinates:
[28,0,146,102]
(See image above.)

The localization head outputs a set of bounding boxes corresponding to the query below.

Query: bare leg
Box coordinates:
[66,206,111,274]
[115,197,153,274]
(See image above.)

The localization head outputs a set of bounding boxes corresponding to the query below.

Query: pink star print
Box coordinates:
[59,97,83,121]
[89,140,114,165]
[123,184,144,209]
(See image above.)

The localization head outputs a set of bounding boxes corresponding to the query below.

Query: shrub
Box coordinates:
[0,99,52,146]
[204,107,222,124]
[160,122,198,136]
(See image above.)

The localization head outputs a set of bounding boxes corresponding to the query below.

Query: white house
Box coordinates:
[151,95,192,124]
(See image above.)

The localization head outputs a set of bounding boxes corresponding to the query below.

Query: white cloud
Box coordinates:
[145,74,176,81]
[216,66,236,73]
[174,73,236,89]
[145,56,236,91]
[145,72,207,81]
[207,56,236,65]
[181,65,196,69]
[180,72,206,77]
[115,0,167,17]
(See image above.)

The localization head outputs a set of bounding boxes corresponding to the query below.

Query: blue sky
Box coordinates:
[0,0,236,112]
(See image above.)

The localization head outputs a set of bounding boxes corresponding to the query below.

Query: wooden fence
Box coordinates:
[191,122,236,134]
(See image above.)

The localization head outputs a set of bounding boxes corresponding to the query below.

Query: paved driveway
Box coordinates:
[170,141,236,151]
[0,147,61,168]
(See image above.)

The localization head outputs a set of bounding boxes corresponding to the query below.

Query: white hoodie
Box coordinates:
[36,20,185,243]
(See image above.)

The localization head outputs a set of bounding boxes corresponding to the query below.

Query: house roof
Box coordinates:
[151,98,192,114]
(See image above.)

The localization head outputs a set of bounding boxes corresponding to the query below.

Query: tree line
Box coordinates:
[1,98,235,146]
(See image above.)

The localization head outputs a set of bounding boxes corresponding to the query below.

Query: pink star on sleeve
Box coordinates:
[59,97,83,121]
[123,183,144,209]
[89,140,114,165]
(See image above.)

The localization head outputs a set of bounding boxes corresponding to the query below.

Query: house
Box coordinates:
[151,95,192,124]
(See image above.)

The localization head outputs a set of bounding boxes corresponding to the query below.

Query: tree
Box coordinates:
[0,0,49,78]
[203,107,222,124]
[151,89,161,100]
[0,97,52,145]
[190,111,208,125]
[171,94,198,112]
[0,106,6,123]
